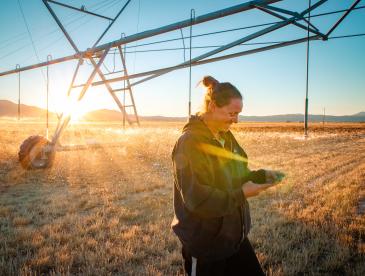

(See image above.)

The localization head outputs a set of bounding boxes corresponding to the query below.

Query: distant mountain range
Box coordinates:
[239,113,365,122]
[0,100,58,119]
[1,100,364,122]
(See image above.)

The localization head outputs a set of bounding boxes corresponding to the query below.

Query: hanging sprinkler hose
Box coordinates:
[16,64,21,121]
[46,54,52,140]
[188,9,195,117]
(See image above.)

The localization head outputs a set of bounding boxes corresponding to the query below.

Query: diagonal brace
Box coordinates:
[92,0,132,48]
[326,0,361,37]
[262,4,320,31]
[42,0,80,53]
[255,5,325,38]
[46,0,113,21]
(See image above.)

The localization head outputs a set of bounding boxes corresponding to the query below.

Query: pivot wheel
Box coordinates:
[18,135,55,169]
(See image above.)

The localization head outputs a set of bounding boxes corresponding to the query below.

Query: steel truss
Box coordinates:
[0,0,361,169]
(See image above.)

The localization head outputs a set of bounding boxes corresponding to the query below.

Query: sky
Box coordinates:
[0,0,364,117]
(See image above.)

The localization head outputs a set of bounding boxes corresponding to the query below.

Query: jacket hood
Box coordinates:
[182,115,215,140]
[183,115,236,143]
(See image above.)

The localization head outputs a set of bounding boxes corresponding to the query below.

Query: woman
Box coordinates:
[171,76,282,275]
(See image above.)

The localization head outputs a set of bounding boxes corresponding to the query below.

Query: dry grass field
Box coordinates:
[0,120,364,275]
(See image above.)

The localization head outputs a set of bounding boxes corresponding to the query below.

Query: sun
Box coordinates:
[55,95,91,123]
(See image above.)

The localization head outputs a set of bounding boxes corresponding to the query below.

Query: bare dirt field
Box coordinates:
[0,120,364,275]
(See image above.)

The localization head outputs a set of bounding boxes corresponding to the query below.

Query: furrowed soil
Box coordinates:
[0,120,364,275]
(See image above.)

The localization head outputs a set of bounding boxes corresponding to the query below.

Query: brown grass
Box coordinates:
[0,120,364,275]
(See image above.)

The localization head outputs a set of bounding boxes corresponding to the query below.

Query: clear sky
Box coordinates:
[0,0,364,117]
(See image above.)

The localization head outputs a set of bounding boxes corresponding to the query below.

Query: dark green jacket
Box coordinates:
[171,116,266,260]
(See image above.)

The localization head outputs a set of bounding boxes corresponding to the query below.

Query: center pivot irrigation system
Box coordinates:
[0,0,362,169]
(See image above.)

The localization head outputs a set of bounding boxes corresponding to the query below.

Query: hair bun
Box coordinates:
[202,76,219,90]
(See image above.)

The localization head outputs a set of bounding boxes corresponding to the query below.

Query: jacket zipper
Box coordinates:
[215,136,245,244]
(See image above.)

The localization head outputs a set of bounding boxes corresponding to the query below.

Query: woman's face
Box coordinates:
[210,98,243,132]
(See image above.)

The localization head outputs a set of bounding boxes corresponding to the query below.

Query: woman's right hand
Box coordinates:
[242,181,276,198]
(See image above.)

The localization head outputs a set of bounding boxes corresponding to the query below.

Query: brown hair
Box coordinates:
[200,76,242,113]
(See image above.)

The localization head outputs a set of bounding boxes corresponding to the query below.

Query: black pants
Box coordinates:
[182,238,265,276]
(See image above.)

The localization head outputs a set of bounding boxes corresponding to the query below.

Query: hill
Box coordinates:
[239,113,365,123]
[0,100,57,119]
[0,99,364,122]
[353,111,365,117]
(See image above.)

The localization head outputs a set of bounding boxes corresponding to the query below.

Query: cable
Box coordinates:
[13,0,119,80]
[17,0,46,82]
[102,48,116,73]
[132,0,141,73]
[17,0,41,63]
[0,33,28,51]
[3,3,365,66]
[328,33,365,40]
[0,0,119,61]
[47,0,365,56]
[0,43,31,61]
[0,0,114,49]
[4,32,364,65]
[13,0,121,65]
[119,41,282,53]
[3,2,365,57]
[104,33,365,55]
[38,0,120,51]
[180,29,186,62]
[5,2,365,63]
[2,3,364,50]
[119,5,365,50]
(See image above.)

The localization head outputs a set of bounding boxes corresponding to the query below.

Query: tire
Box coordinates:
[18,135,55,170]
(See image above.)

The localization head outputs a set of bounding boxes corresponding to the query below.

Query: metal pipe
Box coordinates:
[129,5,315,87]
[0,53,77,77]
[88,35,320,87]
[91,0,283,54]
[2,0,360,79]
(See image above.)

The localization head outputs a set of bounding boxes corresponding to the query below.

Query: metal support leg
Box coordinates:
[117,45,140,125]
[88,57,132,125]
